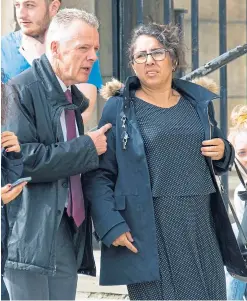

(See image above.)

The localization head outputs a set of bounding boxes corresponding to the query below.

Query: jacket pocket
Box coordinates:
[114,195,126,211]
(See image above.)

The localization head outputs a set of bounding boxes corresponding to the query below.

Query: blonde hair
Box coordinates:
[228,105,247,146]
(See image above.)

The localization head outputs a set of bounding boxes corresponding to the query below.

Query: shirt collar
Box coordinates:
[55,76,71,93]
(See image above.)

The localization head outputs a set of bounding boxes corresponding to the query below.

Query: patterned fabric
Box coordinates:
[134,96,216,197]
[127,96,226,300]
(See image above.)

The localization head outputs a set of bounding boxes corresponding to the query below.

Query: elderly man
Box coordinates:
[3,8,111,300]
[1,0,102,125]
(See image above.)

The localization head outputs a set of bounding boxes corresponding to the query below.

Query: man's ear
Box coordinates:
[50,41,60,58]
[49,0,61,18]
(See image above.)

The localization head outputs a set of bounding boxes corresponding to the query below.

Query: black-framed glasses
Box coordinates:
[133,48,168,64]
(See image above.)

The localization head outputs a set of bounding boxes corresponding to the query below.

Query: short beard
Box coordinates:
[23,7,51,42]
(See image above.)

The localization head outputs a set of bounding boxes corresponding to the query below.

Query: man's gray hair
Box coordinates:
[51,8,99,30]
[46,8,99,51]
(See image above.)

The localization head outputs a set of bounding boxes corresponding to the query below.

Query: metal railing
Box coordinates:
[182,44,247,81]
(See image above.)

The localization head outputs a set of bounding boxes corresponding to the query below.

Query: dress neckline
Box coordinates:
[134,95,183,110]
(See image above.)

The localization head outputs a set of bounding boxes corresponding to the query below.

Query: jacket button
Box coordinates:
[62,182,68,188]
[57,210,61,215]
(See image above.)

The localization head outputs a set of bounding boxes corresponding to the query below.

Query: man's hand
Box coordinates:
[201,138,225,160]
[1,182,27,204]
[86,123,112,155]
[1,131,21,153]
[112,232,138,253]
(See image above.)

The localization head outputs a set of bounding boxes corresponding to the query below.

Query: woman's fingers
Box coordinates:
[1,133,18,144]
[1,131,16,138]
[112,232,138,253]
[126,232,134,242]
[124,239,138,253]
[5,145,21,153]
[1,184,12,194]
[202,138,222,146]
[1,182,27,204]
[1,136,21,153]
[201,152,221,160]
[201,149,224,160]
[1,137,18,147]
[201,138,225,160]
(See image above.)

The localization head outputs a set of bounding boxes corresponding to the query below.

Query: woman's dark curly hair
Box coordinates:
[128,23,187,71]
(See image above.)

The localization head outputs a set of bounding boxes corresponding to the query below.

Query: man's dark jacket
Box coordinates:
[5,54,99,276]
[84,76,247,286]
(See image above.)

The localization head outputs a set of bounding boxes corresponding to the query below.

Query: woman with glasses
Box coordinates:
[84,23,238,300]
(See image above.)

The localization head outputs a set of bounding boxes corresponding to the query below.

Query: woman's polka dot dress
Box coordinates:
[127,96,226,300]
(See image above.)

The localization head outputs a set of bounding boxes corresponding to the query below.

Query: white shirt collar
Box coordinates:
[56,76,71,93]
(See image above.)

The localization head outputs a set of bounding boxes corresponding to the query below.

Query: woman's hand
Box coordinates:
[201,138,225,160]
[1,131,21,153]
[1,182,27,204]
[112,232,138,253]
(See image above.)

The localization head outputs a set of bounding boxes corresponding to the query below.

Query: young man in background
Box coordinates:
[1,0,102,125]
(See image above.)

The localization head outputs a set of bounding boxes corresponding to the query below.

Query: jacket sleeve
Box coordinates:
[84,98,129,247]
[209,103,235,175]
[5,86,99,183]
[2,151,23,183]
